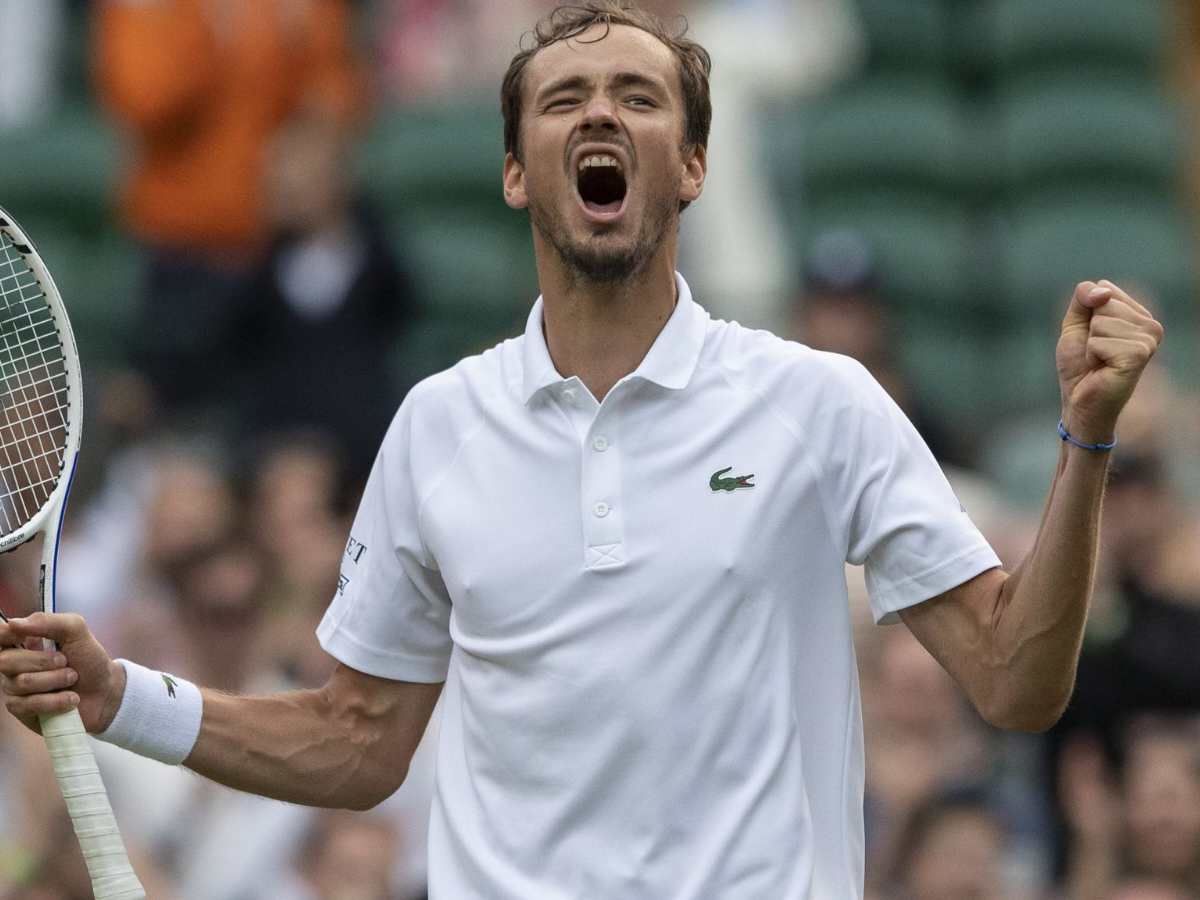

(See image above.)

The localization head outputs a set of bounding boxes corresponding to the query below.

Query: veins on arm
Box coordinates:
[187,665,442,810]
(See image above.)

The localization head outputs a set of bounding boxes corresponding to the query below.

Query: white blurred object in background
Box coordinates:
[0,0,64,129]
[683,0,864,331]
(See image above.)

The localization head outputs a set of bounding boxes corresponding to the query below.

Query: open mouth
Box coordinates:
[575,153,627,218]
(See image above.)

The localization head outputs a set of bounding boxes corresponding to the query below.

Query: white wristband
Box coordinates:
[96,660,203,766]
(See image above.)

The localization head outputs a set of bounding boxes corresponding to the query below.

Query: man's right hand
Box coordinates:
[0,613,126,735]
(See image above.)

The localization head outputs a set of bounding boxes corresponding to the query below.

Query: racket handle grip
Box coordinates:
[39,708,146,900]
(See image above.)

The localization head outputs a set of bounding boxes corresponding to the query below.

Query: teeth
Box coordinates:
[578,154,622,173]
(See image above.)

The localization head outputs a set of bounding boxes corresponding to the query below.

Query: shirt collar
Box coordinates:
[520,272,708,405]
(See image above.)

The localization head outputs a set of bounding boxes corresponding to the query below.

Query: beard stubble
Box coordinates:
[527,183,677,286]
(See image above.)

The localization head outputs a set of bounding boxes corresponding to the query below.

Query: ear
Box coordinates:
[503,152,528,210]
[679,143,706,206]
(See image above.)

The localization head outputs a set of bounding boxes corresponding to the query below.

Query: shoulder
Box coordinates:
[698,317,884,417]
[381,334,522,461]
[403,334,521,417]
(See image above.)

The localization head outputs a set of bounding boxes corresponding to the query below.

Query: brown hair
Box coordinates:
[501,2,712,164]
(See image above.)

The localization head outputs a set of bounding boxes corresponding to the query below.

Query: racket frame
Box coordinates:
[0,208,82,579]
[0,206,146,900]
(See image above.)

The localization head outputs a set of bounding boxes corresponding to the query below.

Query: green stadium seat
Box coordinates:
[983,0,1169,77]
[853,0,952,72]
[800,189,980,315]
[987,326,1065,413]
[357,102,507,220]
[11,217,139,366]
[390,311,525,390]
[392,209,534,321]
[61,4,95,107]
[993,74,1183,194]
[0,104,118,233]
[995,190,1195,329]
[788,74,970,201]
[894,319,995,429]
[977,412,1062,510]
[357,102,538,379]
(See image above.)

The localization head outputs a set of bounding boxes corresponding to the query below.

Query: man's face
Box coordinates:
[503,23,705,284]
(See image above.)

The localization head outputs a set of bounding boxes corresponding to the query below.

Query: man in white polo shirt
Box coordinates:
[0,3,1165,898]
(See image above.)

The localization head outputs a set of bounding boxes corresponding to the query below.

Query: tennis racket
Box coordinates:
[0,207,145,899]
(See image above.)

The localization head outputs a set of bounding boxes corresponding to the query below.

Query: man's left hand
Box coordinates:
[1056,280,1165,444]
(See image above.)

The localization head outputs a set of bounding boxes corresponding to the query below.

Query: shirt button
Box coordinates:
[591,435,609,452]
[593,502,611,518]
[562,388,576,403]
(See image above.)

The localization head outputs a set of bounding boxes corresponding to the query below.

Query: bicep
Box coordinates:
[897,567,1008,712]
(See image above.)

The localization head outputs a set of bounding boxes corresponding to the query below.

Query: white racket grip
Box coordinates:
[39,708,146,900]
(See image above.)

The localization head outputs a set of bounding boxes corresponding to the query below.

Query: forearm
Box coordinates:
[184,684,405,811]
[4,618,434,804]
[988,442,1110,729]
[901,281,1161,732]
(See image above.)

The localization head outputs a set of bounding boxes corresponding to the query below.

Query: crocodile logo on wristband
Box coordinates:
[162,674,178,700]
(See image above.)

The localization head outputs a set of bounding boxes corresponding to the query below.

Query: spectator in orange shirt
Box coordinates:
[93,0,362,410]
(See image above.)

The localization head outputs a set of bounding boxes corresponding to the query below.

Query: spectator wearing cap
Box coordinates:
[790,229,965,466]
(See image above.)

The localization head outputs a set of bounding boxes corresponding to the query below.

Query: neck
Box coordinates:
[535,246,678,402]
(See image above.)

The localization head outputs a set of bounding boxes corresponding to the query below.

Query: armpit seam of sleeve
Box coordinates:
[402,377,488,570]
[851,404,898,566]
[317,619,449,682]
[412,422,486,570]
[870,542,1001,624]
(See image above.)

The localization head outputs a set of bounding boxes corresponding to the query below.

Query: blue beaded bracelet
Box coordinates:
[1058,419,1117,452]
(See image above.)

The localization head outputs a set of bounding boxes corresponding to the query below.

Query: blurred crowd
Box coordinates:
[1,1,1199,899]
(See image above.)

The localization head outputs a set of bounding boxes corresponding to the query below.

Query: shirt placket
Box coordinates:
[580,389,625,570]
[553,378,627,570]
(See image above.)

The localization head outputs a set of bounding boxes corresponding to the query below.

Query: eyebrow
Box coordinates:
[535,71,668,103]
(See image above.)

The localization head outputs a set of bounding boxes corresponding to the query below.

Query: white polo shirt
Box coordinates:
[317,273,1000,899]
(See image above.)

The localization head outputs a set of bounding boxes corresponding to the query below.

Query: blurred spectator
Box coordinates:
[279,810,410,900]
[92,0,362,411]
[246,433,347,689]
[1061,716,1200,899]
[3,796,178,900]
[1105,364,1200,503]
[791,229,963,465]
[100,444,239,673]
[232,113,414,482]
[248,432,347,593]
[1124,719,1200,893]
[1059,732,1125,899]
[885,786,1012,900]
[0,708,56,896]
[1108,879,1198,900]
[861,626,992,885]
[83,446,316,900]
[374,0,550,102]
[372,0,694,103]
[1053,442,1200,764]
[170,537,268,690]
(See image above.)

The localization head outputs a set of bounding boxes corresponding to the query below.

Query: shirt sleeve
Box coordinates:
[317,397,452,681]
[832,360,1001,625]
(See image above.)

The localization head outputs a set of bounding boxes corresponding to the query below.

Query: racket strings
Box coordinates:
[0,234,70,535]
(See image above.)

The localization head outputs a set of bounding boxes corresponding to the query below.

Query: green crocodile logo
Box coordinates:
[709,466,755,492]
[162,674,178,699]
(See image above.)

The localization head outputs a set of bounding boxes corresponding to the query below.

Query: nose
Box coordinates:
[579,94,619,135]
